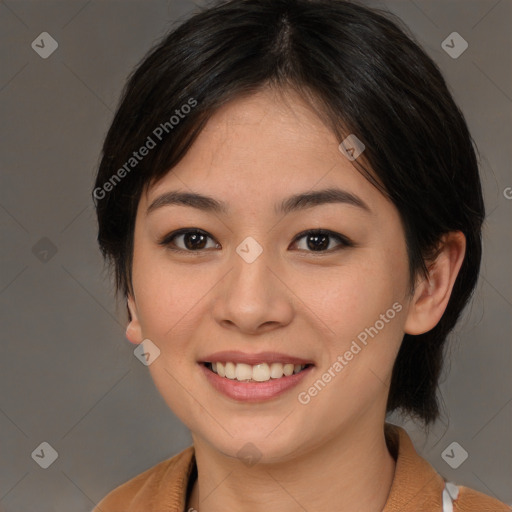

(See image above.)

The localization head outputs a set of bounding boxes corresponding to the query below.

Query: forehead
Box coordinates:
[142,87,386,215]
[185,87,339,169]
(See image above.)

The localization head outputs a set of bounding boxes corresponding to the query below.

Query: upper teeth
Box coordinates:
[209,362,307,382]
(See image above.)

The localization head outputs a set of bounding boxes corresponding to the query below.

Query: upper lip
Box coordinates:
[199,351,314,366]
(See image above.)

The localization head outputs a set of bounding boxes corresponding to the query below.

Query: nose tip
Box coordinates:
[219,317,282,334]
[211,244,294,335]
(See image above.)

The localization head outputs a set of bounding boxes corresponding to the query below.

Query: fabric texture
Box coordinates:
[92,423,511,512]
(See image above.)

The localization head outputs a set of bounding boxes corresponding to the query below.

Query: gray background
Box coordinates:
[0,0,510,510]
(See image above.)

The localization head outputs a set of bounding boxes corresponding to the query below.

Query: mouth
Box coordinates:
[202,361,314,382]
[198,353,315,402]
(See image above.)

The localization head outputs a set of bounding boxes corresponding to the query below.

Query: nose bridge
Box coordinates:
[212,236,293,333]
[229,237,274,308]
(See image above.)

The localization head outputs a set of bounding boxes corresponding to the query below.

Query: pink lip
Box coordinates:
[199,363,314,402]
[199,350,314,366]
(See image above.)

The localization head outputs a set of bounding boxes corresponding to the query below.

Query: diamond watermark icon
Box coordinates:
[236,236,263,263]
[237,442,262,467]
[134,338,161,366]
[442,441,468,469]
[31,32,59,59]
[441,32,468,59]
[32,237,58,263]
[338,134,365,161]
[31,442,58,469]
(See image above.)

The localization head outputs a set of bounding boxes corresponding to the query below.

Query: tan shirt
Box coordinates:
[93,423,511,511]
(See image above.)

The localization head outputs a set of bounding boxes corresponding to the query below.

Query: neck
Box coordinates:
[187,420,396,512]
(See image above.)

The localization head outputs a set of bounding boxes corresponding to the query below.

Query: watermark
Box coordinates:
[441,32,468,59]
[31,32,58,59]
[237,442,263,467]
[93,97,198,200]
[134,338,161,366]
[503,187,512,200]
[31,442,58,469]
[297,301,402,405]
[442,441,469,469]
[152,97,198,140]
[236,236,263,263]
[338,134,365,161]
[32,236,58,263]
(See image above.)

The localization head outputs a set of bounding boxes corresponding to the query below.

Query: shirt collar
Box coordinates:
[161,423,446,512]
[382,423,446,511]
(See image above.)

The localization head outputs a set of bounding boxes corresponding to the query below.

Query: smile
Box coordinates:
[204,361,312,382]
[200,357,315,402]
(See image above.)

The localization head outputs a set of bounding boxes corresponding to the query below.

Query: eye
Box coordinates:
[158,228,354,254]
[290,229,354,252]
[158,228,220,252]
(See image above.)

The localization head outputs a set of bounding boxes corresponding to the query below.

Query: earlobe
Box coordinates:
[404,231,466,335]
[125,294,143,345]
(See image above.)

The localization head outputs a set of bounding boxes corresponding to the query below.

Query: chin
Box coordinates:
[195,424,310,466]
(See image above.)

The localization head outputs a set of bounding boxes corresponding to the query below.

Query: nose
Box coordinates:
[211,242,294,335]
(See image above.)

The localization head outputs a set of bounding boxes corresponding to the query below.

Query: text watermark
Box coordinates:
[93,97,198,200]
[297,301,402,405]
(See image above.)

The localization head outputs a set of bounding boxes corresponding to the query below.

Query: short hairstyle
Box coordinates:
[93,0,485,424]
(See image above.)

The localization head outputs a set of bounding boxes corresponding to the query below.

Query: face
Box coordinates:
[126,87,415,463]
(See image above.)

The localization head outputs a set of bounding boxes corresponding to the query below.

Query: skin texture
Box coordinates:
[125,87,466,512]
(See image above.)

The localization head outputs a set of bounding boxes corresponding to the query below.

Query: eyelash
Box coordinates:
[157,228,354,254]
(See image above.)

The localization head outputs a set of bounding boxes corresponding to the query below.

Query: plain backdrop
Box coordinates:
[1,0,511,510]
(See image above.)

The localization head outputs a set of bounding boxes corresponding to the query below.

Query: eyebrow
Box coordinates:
[146,187,372,216]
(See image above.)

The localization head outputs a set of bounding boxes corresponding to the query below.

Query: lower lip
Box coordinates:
[199,363,314,402]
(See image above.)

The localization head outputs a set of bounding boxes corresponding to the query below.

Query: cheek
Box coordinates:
[304,242,409,391]
[304,253,408,341]
[130,242,212,349]
[130,254,212,423]
[135,271,210,345]
[294,258,407,425]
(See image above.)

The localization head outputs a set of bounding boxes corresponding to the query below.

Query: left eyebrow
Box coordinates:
[276,188,372,215]
[145,187,372,216]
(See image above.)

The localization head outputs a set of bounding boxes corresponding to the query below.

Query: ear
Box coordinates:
[126,293,143,345]
[404,231,466,335]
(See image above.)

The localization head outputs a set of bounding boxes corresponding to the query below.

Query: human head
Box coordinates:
[93,0,484,425]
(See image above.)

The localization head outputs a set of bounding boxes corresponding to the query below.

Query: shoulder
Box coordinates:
[92,445,195,512]
[384,424,510,512]
[454,485,511,512]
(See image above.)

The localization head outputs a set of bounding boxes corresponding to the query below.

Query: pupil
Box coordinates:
[186,232,206,250]
[308,234,328,251]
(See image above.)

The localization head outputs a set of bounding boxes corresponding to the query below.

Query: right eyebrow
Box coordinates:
[146,191,228,216]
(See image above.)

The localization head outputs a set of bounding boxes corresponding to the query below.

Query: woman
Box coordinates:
[92,0,510,510]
